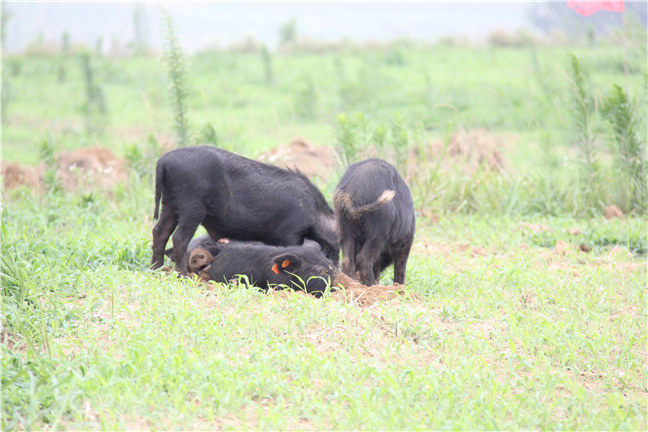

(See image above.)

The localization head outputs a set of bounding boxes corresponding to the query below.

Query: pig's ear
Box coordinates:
[302,239,323,252]
[272,253,303,274]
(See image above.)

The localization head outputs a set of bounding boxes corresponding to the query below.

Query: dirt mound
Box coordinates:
[603,204,623,219]
[414,129,507,172]
[1,162,42,192]
[331,272,408,307]
[447,129,506,171]
[55,147,127,191]
[260,137,337,181]
[3,146,127,194]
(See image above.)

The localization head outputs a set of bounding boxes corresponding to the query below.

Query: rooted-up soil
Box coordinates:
[56,147,127,191]
[603,204,624,219]
[260,137,337,181]
[2,146,128,193]
[1,162,42,192]
[331,272,409,306]
[411,128,508,174]
[166,266,412,307]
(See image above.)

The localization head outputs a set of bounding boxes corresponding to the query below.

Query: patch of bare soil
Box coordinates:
[554,240,570,256]
[413,239,490,258]
[330,272,409,307]
[553,240,593,256]
[519,222,553,233]
[0,328,28,354]
[604,204,624,219]
[260,137,337,181]
[2,146,128,194]
[56,146,127,191]
[1,162,42,192]
[412,128,508,173]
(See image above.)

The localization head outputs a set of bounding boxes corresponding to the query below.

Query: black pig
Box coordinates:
[151,146,339,274]
[334,159,415,285]
[198,239,336,296]
[164,235,231,274]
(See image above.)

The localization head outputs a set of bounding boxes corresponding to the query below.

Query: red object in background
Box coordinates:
[567,1,625,16]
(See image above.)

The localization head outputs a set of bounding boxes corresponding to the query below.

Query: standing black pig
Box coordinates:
[151,146,339,274]
[194,239,336,296]
[334,159,415,285]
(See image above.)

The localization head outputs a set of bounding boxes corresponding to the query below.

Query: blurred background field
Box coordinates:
[1,2,647,430]
[2,2,646,216]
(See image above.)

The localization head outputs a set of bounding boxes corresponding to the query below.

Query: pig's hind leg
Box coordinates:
[355,238,387,286]
[171,211,205,275]
[151,204,178,269]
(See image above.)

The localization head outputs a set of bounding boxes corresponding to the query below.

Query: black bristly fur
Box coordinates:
[201,239,336,296]
[334,159,415,286]
[150,146,340,274]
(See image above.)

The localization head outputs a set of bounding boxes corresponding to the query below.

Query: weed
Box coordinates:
[80,53,108,136]
[389,114,410,173]
[260,45,273,85]
[160,10,190,147]
[568,53,601,214]
[293,77,317,120]
[603,84,647,214]
[38,137,59,193]
[196,122,219,147]
[334,112,366,167]
[279,18,297,46]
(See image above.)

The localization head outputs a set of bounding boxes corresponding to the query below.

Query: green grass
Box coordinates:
[2,39,647,429]
[2,187,646,430]
[3,45,646,165]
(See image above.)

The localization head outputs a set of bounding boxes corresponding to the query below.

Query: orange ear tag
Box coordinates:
[272,263,280,274]
[281,259,290,268]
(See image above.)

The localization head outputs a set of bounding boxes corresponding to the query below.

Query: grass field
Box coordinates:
[2,32,647,430]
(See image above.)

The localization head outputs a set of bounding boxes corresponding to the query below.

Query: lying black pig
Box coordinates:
[164,235,230,274]
[183,237,336,296]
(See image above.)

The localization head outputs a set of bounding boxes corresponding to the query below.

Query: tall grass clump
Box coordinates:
[335,112,366,167]
[389,114,411,173]
[293,77,317,120]
[80,52,108,136]
[38,137,60,193]
[279,18,297,46]
[160,10,190,147]
[603,84,647,213]
[197,122,219,147]
[261,45,273,85]
[568,53,601,214]
[57,31,70,82]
